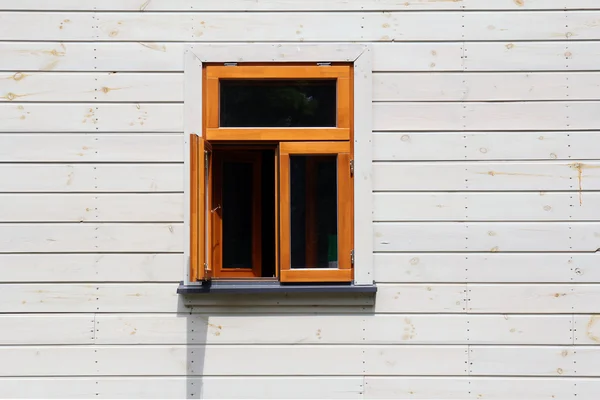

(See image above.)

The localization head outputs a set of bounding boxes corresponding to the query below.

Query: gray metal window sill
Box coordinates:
[177,280,377,295]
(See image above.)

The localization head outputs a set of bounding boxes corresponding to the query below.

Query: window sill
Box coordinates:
[177,280,377,295]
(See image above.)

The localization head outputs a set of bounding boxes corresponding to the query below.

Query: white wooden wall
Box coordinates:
[1,1,600,399]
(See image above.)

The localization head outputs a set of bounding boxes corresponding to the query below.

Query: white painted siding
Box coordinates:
[1,1,600,399]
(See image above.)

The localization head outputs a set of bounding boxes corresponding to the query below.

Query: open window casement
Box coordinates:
[189,133,213,281]
[188,62,359,285]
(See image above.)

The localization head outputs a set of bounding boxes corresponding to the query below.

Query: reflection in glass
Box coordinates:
[222,162,253,268]
[290,155,338,269]
[220,80,337,127]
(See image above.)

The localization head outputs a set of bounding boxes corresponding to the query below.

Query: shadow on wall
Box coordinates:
[182,293,377,399]
[185,298,208,399]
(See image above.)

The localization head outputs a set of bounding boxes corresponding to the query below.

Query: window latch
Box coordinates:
[224,62,238,66]
[350,159,354,176]
[351,249,354,265]
[317,62,331,66]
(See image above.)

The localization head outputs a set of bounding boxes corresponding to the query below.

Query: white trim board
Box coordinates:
[183,43,374,286]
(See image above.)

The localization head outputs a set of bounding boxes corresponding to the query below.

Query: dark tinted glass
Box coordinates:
[220,80,337,127]
[222,162,253,269]
[290,155,338,269]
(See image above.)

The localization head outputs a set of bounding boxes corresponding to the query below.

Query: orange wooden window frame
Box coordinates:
[211,151,263,278]
[205,65,351,141]
[191,63,354,283]
[278,142,354,283]
[190,133,212,281]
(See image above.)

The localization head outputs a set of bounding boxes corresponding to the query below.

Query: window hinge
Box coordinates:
[317,62,331,66]
[351,249,355,265]
[350,159,354,175]
[203,262,210,280]
[224,62,238,66]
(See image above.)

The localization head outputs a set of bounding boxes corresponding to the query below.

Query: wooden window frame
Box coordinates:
[211,150,262,279]
[183,44,373,287]
[189,133,213,282]
[205,65,351,141]
[279,142,353,283]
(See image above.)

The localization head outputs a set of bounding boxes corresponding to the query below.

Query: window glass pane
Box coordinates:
[222,161,253,268]
[290,155,338,269]
[220,80,337,127]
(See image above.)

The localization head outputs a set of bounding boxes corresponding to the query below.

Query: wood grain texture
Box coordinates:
[0,223,183,253]
[0,134,182,162]
[0,164,183,192]
[468,285,600,313]
[0,42,462,72]
[373,132,600,161]
[0,377,362,400]
[469,346,600,377]
[374,222,600,252]
[374,192,600,222]
[0,72,183,102]
[0,315,94,344]
[0,104,182,132]
[2,0,599,10]
[3,12,600,42]
[373,161,600,191]
[464,41,600,71]
[374,102,600,131]
[374,72,600,102]
[374,253,600,283]
[0,254,182,282]
[0,194,183,222]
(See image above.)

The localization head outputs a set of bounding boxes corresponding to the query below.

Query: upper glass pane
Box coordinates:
[219,79,337,128]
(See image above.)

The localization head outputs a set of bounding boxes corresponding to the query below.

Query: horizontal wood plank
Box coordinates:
[0,134,182,161]
[375,72,600,102]
[364,345,468,375]
[0,377,363,399]
[0,345,471,376]
[0,104,182,132]
[0,223,183,253]
[4,41,599,72]
[373,132,600,161]
[95,314,365,345]
[2,0,598,11]
[5,376,597,400]
[467,315,573,345]
[0,254,182,282]
[0,194,183,222]
[374,102,600,131]
[374,222,600,252]
[0,164,183,192]
[468,284,600,313]
[1,12,467,42]
[364,377,590,400]
[373,161,597,191]
[374,253,599,283]
[0,345,365,376]
[2,12,599,42]
[469,346,600,376]
[0,315,94,344]
[374,192,600,221]
[0,42,463,72]
[463,11,600,41]
[0,72,183,102]
[464,41,600,71]
[375,284,466,313]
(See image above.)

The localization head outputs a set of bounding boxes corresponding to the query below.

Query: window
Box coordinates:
[189,64,354,283]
